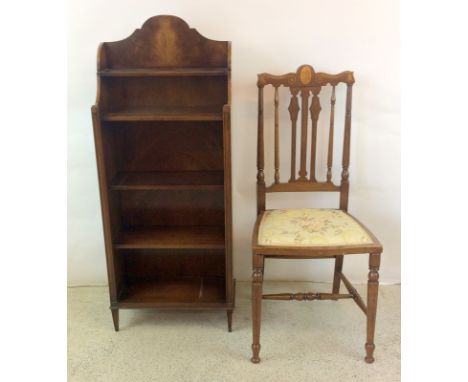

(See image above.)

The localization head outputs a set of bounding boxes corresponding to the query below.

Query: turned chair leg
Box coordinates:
[251,254,264,363]
[110,307,119,332]
[227,309,233,332]
[332,255,344,295]
[365,252,381,363]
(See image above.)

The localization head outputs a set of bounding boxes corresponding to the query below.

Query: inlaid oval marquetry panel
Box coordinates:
[299,66,313,84]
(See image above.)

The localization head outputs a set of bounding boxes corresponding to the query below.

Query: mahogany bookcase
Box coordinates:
[91,15,234,331]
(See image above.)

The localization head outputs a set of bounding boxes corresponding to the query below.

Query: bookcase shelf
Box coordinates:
[109,171,224,191]
[118,277,227,309]
[115,226,225,250]
[91,15,234,332]
[102,106,223,122]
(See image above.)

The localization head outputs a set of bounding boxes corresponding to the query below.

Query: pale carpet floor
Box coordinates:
[68,282,400,382]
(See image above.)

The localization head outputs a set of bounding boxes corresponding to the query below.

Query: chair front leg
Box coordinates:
[365,252,381,363]
[251,253,264,363]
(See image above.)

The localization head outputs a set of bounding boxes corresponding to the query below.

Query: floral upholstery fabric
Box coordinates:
[258,208,373,247]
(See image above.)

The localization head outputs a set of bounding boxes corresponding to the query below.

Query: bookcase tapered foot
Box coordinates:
[110,307,119,332]
[227,309,233,332]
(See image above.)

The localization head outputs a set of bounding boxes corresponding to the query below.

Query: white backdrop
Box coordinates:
[68,0,400,286]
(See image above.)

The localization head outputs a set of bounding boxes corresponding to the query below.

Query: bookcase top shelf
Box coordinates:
[99,67,228,77]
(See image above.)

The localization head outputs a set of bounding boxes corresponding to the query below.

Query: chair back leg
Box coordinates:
[365,252,381,363]
[332,255,344,295]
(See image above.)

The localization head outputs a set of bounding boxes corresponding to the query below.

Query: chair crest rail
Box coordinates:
[257,65,354,88]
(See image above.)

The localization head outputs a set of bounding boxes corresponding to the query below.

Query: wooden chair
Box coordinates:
[251,65,383,363]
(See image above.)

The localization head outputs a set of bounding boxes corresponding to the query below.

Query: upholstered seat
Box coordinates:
[258,208,373,247]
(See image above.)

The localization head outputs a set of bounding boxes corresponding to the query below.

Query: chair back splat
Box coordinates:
[256,65,355,213]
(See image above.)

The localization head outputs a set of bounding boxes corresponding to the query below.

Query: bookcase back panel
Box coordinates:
[102,77,227,111]
[121,250,226,280]
[101,16,228,69]
[120,189,225,227]
[103,122,224,172]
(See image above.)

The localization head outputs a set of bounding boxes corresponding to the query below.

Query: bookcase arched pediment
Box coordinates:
[99,15,229,69]
[91,15,234,332]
